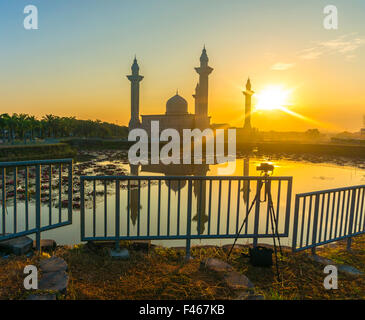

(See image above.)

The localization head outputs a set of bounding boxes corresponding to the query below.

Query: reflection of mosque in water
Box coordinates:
[128,157,251,233]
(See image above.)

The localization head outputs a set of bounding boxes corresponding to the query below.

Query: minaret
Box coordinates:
[127,57,144,130]
[195,47,213,117]
[193,83,200,115]
[243,78,254,131]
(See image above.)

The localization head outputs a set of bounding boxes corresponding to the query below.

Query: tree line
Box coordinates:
[0,113,128,143]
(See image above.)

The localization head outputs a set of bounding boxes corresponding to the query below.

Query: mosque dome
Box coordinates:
[166,93,188,115]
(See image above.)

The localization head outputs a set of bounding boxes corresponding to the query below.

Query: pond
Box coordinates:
[3,150,365,249]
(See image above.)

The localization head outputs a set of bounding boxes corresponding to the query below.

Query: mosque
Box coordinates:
[126,47,255,137]
[127,47,213,134]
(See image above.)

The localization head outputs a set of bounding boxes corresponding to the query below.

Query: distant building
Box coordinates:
[127,48,213,134]
[361,115,365,136]
[243,78,254,132]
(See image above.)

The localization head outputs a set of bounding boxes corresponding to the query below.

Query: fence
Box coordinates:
[292,185,365,253]
[80,175,292,258]
[0,159,73,250]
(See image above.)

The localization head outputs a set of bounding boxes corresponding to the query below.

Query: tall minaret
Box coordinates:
[193,83,200,115]
[127,57,144,130]
[243,78,254,131]
[195,47,213,117]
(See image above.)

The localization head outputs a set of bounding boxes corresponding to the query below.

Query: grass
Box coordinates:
[0,143,77,162]
[0,236,365,300]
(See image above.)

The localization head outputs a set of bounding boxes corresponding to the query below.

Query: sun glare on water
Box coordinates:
[254,85,293,112]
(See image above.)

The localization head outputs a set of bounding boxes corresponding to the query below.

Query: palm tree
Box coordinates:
[26,115,38,141]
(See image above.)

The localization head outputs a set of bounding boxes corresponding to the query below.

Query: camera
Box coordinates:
[256,162,274,175]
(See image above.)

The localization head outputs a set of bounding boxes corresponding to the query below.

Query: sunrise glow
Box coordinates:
[254,85,293,112]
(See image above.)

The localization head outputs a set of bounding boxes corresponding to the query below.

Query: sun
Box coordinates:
[254,85,293,111]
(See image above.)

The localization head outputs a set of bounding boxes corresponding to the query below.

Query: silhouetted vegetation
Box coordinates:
[0,113,128,143]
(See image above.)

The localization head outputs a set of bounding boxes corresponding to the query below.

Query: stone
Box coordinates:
[0,236,33,255]
[110,248,130,259]
[221,244,246,251]
[235,291,265,300]
[308,255,334,265]
[26,294,57,300]
[33,239,56,251]
[131,240,151,251]
[338,264,364,276]
[38,271,68,293]
[309,254,363,276]
[224,271,254,290]
[40,256,68,273]
[203,258,233,273]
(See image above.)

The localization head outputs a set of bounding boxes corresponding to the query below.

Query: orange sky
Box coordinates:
[1,1,365,132]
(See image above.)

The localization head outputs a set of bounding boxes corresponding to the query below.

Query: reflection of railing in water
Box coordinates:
[0,159,73,250]
[292,185,365,253]
[80,175,293,258]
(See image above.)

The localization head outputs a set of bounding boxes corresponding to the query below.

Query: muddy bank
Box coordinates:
[237,142,365,159]
[0,143,76,162]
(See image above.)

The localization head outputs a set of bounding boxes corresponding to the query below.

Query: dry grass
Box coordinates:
[1,235,365,300]
[60,244,231,300]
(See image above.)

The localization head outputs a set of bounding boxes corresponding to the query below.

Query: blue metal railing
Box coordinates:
[0,159,73,250]
[292,185,365,253]
[80,175,292,258]
[3,156,365,258]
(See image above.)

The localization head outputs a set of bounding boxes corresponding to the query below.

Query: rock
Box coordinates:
[221,244,246,251]
[33,239,56,251]
[0,236,33,255]
[309,254,363,276]
[235,291,265,300]
[308,255,333,265]
[338,264,364,276]
[26,294,57,300]
[224,271,254,290]
[38,271,68,294]
[130,240,151,251]
[203,258,233,273]
[110,248,130,259]
[40,256,68,273]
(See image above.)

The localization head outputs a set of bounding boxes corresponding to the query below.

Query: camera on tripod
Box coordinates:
[256,162,274,176]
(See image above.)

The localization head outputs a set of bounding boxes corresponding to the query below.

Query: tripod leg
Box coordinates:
[226,192,259,260]
[268,194,283,256]
[227,180,264,260]
[269,203,280,280]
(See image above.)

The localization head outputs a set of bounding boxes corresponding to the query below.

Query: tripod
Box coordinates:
[227,174,283,280]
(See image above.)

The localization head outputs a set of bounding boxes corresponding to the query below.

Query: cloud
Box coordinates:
[299,48,324,60]
[298,34,365,60]
[271,63,295,71]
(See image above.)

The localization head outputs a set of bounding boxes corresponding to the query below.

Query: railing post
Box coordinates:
[292,195,300,252]
[13,167,17,234]
[347,188,356,252]
[115,180,120,251]
[285,178,293,236]
[253,180,261,247]
[2,168,6,236]
[68,160,73,223]
[80,177,85,241]
[35,165,41,251]
[347,238,352,251]
[186,180,192,260]
[311,194,320,255]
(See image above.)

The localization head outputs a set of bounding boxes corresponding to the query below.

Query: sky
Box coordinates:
[0,0,364,132]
